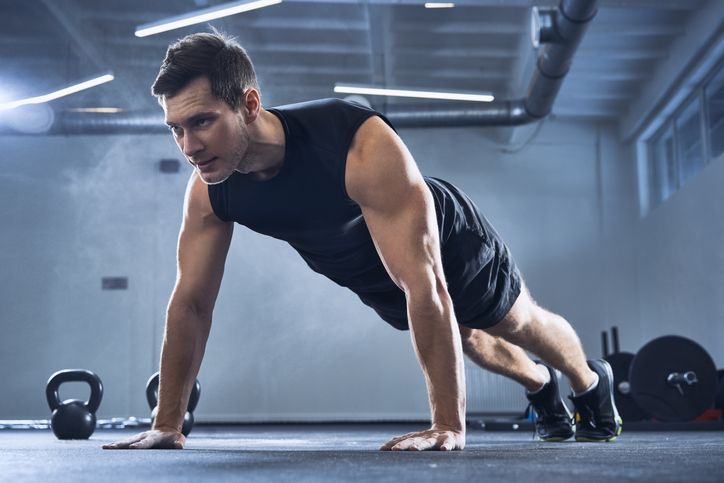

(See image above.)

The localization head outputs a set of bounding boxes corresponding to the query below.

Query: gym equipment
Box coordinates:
[46,369,103,440]
[601,327,648,421]
[146,372,200,436]
[713,369,724,410]
[629,336,717,422]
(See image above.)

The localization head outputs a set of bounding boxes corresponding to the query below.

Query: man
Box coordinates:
[104,32,621,452]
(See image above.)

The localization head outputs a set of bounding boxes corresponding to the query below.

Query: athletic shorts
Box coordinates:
[355,178,522,331]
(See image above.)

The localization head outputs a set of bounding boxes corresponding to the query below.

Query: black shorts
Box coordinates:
[355,178,522,331]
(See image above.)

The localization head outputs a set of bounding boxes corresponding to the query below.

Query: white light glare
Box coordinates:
[67,107,123,113]
[0,74,114,111]
[135,0,282,37]
[425,3,456,8]
[334,85,494,103]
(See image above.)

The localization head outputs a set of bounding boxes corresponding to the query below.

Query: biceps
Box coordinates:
[173,218,233,314]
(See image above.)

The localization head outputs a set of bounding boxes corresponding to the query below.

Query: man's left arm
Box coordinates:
[346,116,466,451]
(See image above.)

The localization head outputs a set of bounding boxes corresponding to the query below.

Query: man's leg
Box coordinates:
[459,326,550,392]
[484,282,596,393]
[477,281,622,442]
[459,303,577,442]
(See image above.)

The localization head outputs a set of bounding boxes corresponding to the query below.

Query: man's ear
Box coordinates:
[240,88,261,123]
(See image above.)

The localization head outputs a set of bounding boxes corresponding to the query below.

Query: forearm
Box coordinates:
[154,299,212,432]
[407,286,466,432]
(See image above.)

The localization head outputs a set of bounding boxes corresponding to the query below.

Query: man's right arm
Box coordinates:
[103,172,233,449]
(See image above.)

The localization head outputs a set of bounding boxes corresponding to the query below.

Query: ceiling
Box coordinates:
[0,0,711,125]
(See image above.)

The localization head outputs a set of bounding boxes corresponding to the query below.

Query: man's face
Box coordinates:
[162,76,249,185]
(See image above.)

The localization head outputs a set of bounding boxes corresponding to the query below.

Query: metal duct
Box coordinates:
[385,100,531,128]
[0,0,598,135]
[57,111,167,135]
[388,0,599,128]
[0,110,168,135]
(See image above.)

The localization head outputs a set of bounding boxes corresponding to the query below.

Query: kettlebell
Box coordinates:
[145,372,200,436]
[46,369,103,440]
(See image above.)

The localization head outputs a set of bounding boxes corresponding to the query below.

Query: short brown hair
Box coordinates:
[152,30,259,109]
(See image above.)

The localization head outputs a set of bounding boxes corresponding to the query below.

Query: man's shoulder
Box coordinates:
[270,97,372,116]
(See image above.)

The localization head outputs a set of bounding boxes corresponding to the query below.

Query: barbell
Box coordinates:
[603,328,718,422]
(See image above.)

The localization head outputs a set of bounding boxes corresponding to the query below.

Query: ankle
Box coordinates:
[572,371,599,396]
[526,363,552,394]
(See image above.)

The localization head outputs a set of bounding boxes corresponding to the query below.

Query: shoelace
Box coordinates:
[573,403,598,429]
[525,403,538,440]
[525,402,572,440]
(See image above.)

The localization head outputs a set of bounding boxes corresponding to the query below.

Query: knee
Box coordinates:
[458,325,475,354]
[458,325,502,357]
[486,307,539,342]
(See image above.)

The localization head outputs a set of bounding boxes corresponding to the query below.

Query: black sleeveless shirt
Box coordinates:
[208,98,503,328]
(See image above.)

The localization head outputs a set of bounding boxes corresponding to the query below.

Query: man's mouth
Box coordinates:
[195,157,217,167]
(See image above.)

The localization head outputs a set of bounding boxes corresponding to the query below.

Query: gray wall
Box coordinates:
[1,117,643,421]
[630,149,724,363]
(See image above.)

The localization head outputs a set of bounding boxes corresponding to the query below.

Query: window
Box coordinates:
[675,97,704,185]
[644,59,724,212]
[650,124,676,204]
[705,64,724,159]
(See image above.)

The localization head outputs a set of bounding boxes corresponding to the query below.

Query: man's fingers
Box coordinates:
[379,432,417,450]
[102,432,148,450]
[439,435,455,451]
[392,436,426,451]
[129,437,155,449]
[422,437,439,450]
[101,430,184,450]
[380,429,463,451]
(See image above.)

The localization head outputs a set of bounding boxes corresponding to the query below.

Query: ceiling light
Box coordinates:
[334,84,494,103]
[135,0,282,37]
[67,107,124,113]
[0,74,114,111]
[425,2,455,8]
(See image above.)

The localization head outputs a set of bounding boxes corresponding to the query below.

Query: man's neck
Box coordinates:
[244,108,286,181]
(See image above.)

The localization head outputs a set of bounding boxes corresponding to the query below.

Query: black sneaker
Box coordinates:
[525,364,574,441]
[569,359,623,442]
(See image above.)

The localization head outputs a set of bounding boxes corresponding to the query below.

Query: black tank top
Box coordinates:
[208,98,494,324]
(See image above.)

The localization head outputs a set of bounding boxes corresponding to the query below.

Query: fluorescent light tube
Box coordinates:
[425,3,456,8]
[0,74,114,111]
[135,0,282,37]
[334,84,494,103]
[67,107,124,113]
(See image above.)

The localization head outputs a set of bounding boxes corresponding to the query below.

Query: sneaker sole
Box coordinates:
[575,435,618,443]
[541,435,574,442]
[574,416,623,442]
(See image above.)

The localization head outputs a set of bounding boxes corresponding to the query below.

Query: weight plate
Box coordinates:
[604,352,648,421]
[715,369,724,410]
[630,335,717,422]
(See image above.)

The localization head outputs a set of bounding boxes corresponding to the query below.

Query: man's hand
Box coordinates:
[102,429,186,450]
[380,427,465,451]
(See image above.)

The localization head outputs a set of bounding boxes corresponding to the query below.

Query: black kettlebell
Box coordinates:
[46,369,103,440]
[146,372,200,436]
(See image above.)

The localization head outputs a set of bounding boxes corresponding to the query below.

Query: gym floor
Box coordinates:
[2,424,723,482]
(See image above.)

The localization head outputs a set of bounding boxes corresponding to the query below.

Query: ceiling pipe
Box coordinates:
[0,0,598,135]
[386,0,599,127]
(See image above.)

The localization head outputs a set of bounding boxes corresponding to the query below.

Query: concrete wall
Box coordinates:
[0,116,639,421]
[630,150,724,365]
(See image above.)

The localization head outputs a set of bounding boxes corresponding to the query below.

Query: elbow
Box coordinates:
[167,295,214,321]
[403,270,453,319]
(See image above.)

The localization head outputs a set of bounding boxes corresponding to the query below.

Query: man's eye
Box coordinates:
[169,125,182,135]
[196,118,210,127]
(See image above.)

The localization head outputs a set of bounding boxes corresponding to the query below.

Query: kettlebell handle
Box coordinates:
[46,369,103,413]
[146,372,201,412]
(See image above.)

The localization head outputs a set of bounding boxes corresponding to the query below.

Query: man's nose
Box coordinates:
[182,132,203,158]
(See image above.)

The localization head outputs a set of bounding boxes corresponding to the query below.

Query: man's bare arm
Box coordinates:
[103,172,233,449]
[346,116,466,451]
